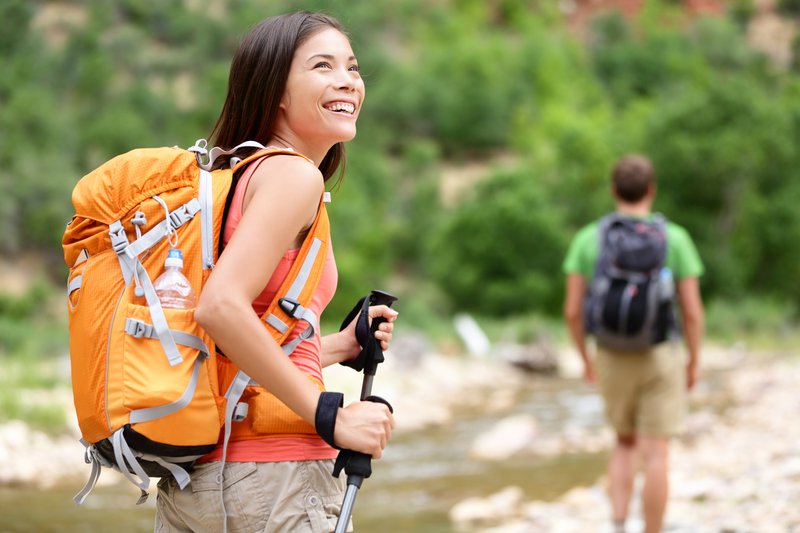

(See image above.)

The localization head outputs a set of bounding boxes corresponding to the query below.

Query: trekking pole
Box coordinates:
[333,289,398,533]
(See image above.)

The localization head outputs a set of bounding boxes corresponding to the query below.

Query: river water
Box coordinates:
[0,375,607,532]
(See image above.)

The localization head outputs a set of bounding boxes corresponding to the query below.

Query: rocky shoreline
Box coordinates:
[1,343,798,533]
[449,351,800,533]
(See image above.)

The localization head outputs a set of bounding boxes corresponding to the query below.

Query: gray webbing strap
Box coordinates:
[130,358,205,423]
[111,429,151,504]
[264,236,323,343]
[219,370,252,533]
[199,169,215,269]
[284,237,323,301]
[124,317,210,355]
[73,442,108,505]
[281,323,316,356]
[265,314,289,334]
[123,317,208,423]
[283,304,319,330]
[191,139,267,172]
[68,275,82,296]
[222,371,251,453]
[123,199,200,260]
[109,220,134,285]
[137,453,193,489]
[134,262,183,367]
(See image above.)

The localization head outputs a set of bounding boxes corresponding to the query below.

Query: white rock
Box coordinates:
[469,414,538,460]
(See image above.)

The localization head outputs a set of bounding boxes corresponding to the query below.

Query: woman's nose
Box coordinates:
[334,68,357,91]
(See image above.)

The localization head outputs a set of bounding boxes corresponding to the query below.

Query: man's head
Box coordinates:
[611,154,655,204]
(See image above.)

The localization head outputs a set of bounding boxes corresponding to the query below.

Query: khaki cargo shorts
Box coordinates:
[155,459,348,533]
[595,342,687,438]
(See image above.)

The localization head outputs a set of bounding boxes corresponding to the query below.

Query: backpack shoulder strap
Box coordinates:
[229,147,330,351]
[231,146,314,171]
[594,212,620,272]
[597,213,616,240]
[650,212,668,234]
[261,198,330,351]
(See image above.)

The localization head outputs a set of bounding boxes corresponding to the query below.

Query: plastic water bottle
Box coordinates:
[153,249,196,309]
[659,267,674,301]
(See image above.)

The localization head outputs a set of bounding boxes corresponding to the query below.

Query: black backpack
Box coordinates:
[584,213,676,351]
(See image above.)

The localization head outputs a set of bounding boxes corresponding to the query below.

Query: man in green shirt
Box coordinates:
[562,155,705,533]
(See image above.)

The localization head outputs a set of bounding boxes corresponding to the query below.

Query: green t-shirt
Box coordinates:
[562,214,704,280]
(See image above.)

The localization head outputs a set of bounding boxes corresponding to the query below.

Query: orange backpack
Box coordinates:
[63,140,330,503]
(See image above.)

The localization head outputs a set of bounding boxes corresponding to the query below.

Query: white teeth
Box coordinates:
[325,102,355,114]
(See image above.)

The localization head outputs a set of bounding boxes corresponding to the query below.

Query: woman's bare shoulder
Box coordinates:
[246,153,324,207]
[252,153,323,187]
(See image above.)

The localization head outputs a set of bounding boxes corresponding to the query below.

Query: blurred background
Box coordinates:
[2,0,799,531]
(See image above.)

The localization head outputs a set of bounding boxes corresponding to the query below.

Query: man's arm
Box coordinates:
[676,276,704,390]
[564,273,594,383]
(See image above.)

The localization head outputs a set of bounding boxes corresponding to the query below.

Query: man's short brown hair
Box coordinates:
[612,155,655,203]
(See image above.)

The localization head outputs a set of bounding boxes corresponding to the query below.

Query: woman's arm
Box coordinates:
[195,155,393,456]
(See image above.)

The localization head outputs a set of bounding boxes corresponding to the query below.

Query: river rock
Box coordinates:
[469,414,538,460]
[0,420,85,488]
[449,486,525,527]
[495,342,558,375]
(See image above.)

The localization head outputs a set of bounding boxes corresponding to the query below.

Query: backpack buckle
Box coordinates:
[109,224,129,254]
[125,318,154,339]
[168,199,201,230]
[232,402,249,422]
[278,297,301,317]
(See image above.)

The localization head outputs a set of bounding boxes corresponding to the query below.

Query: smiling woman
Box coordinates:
[280,29,364,151]
[154,12,397,533]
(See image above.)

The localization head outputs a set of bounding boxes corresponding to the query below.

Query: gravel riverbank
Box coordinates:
[449,350,800,533]
[1,344,797,533]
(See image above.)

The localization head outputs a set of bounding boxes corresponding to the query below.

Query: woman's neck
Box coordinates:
[269,133,329,167]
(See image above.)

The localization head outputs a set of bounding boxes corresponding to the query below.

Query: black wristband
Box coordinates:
[315,391,344,449]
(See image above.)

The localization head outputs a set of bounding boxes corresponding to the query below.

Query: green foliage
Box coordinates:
[428,168,569,316]
[728,0,757,28]
[778,0,800,17]
[2,0,799,328]
[0,353,69,431]
[0,283,68,357]
[706,296,798,346]
[0,283,51,320]
[642,75,800,303]
[0,0,34,56]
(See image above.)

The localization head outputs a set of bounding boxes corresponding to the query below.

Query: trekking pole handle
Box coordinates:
[361,290,397,380]
[332,290,397,533]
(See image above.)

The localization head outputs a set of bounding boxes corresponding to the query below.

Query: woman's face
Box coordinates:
[278,28,365,151]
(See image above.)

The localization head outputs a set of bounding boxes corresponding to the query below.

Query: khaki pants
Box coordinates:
[155,460,349,533]
[595,343,687,437]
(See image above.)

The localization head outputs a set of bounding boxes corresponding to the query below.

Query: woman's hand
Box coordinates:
[366,304,398,352]
[321,305,399,367]
[341,304,398,352]
[333,400,395,458]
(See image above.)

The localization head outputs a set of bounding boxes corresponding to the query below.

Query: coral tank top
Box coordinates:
[203,155,339,463]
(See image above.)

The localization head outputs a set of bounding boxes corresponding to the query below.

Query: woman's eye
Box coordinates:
[348,64,360,72]
[314,62,332,69]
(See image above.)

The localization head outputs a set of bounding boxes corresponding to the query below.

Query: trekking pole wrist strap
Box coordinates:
[364,395,393,413]
[315,391,344,449]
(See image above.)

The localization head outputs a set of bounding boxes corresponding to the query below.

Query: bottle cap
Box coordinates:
[165,248,184,269]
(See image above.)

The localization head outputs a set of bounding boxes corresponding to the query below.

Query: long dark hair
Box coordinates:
[209,11,346,182]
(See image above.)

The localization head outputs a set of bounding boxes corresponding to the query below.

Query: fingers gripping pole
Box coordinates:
[333,290,397,533]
